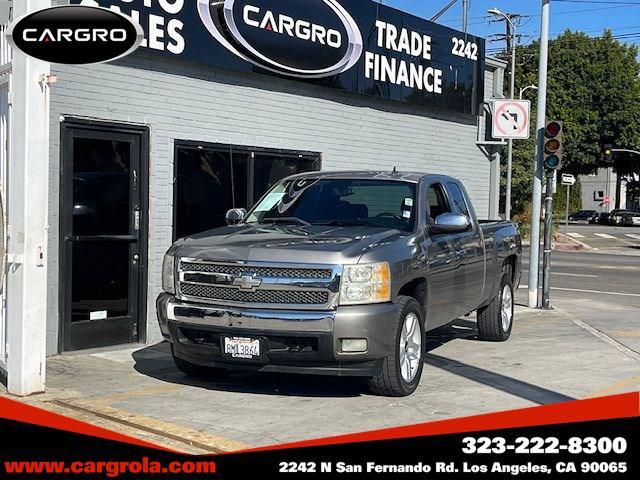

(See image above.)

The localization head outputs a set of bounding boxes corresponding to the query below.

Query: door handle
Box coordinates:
[133,254,139,265]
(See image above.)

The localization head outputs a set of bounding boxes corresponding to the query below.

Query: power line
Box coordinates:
[437,4,640,29]
[555,0,640,4]
[486,31,640,54]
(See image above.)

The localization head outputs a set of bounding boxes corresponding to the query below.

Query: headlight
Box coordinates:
[340,262,391,305]
[162,254,175,294]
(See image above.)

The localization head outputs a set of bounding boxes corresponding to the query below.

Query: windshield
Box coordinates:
[245,178,417,232]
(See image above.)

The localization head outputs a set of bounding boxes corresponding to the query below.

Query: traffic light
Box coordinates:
[602,144,614,164]
[543,120,563,171]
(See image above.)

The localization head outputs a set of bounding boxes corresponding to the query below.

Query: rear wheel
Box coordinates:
[171,346,228,378]
[477,273,514,342]
[367,297,425,397]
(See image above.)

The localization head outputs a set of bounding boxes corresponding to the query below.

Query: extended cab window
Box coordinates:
[446,182,470,216]
[427,183,451,222]
[245,179,416,232]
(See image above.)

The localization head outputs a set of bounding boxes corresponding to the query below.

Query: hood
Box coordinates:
[172,224,407,265]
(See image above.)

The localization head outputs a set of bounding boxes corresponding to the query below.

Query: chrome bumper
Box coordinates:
[157,294,334,334]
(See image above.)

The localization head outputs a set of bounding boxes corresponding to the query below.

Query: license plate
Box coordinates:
[223,336,261,360]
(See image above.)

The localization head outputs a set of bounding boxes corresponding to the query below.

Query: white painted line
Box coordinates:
[625,233,640,240]
[567,232,585,238]
[518,285,640,297]
[594,233,616,239]
[521,270,598,278]
[553,272,598,278]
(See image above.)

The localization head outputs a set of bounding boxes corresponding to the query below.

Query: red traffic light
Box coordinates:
[545,121,562,138]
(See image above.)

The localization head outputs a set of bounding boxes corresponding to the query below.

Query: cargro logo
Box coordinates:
[198,0,363,78]
[6,5,144,65]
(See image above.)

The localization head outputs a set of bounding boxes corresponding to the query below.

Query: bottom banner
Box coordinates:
[0,394,638,479]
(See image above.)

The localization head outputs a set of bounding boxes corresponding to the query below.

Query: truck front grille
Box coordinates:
[177,260,338,308]
[180,283,329,305]
[180,261,332,279]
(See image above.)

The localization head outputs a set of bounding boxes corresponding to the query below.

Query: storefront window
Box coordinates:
[174,143,320,239]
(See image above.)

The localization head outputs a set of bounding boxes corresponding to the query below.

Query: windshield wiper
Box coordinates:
[261,217,311,226]
[314,219,371,227]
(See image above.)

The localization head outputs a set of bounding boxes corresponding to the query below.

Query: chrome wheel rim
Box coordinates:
[400,312,422,383]
[501,284,513,332]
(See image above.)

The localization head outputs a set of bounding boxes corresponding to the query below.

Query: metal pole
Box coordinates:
[528,0,550,309]
[505,19,517,220]
[462,0,469,34]
[605,166,613,213]
[542,171,554,310]
[565,184,570,238]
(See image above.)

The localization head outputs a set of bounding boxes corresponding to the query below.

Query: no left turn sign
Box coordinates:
[492,99,531,140]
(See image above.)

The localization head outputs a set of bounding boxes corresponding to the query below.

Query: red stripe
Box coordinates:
[0,397,171,452]
[243,392,640,453]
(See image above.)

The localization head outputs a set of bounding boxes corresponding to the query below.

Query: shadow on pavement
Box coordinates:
[132,342,368,398]
[131,318,571,404]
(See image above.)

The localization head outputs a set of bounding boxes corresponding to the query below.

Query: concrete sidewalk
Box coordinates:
[3,303,639,454]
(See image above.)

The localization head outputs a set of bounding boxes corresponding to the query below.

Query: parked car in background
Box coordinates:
[622,211,640,227]
[609,209,633,226]
[589,212,611,225]
[568,210,596,222]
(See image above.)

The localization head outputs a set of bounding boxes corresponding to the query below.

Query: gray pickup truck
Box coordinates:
[157,171,522,396]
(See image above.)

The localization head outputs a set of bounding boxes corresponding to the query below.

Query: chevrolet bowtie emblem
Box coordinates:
[232,275,262,292]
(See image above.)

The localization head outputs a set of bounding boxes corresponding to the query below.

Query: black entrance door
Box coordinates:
[60,121,148,352]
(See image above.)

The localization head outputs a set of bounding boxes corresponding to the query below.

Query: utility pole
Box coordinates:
[487,10,520,220]
[462,0,469,34]
[529,0,551,309]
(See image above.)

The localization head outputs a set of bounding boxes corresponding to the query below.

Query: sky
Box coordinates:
[380,0,640,55]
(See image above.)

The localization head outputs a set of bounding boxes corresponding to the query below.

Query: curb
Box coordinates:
[521,240,586,252]
[558,234,594,251]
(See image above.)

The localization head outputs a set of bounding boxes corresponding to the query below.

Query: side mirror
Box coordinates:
[430,213,471,235]
[225,208,247,226]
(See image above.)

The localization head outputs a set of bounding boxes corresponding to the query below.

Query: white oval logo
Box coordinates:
[197,0,363,78]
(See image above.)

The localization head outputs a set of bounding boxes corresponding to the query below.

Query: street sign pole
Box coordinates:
[542,171,555,310]
[565,184,570,239]
[506,19,517,221]
[529,0,550,309]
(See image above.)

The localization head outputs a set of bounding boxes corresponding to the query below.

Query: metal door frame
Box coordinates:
[58,118,149,353]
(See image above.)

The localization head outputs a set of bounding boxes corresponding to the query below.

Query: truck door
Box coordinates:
[425,183,466,326]
[445,181,485,313]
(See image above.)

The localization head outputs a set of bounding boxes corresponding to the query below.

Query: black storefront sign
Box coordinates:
[74,0,485,115]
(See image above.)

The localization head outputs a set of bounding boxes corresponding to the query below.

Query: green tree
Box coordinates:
[505,30,640,214]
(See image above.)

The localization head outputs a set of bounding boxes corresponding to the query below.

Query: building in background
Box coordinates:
[580,168,628,213]
[1,0,504,395]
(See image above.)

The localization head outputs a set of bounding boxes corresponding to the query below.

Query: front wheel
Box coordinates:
[367,296,425,397]
[477,273,514,342]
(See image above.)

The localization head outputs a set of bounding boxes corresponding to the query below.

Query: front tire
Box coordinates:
[477,273,514,342]
[367,296,425,397]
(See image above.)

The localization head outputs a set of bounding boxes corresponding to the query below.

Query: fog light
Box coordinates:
[341,339,368,353]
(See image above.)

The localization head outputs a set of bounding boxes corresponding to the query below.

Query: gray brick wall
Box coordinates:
[46,52,500,353]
